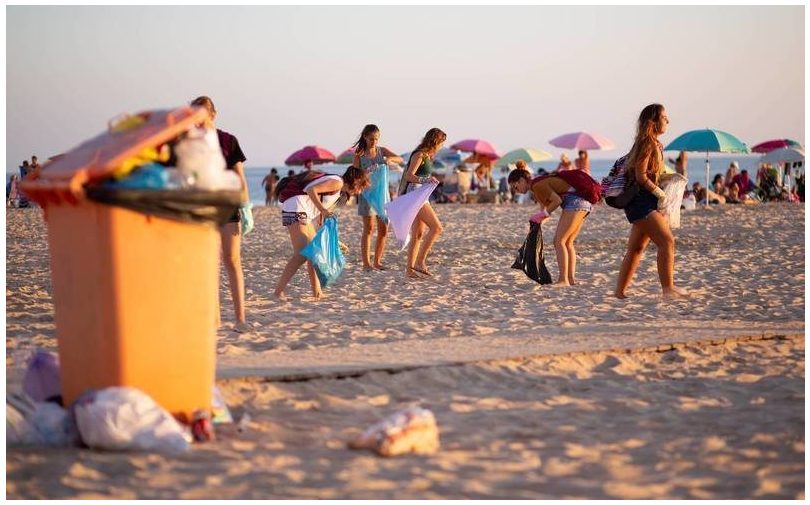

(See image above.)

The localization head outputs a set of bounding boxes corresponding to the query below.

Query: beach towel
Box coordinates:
[660,172,688,229]
[384,182,438,249]
[300,216,346,288]
[512,221,553,285]
[361,164,390,223]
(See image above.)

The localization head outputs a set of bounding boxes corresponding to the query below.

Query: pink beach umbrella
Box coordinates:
[750,138,803,154]
[450,139,500,160]
[549,131,615,151]
[285,145,336,166]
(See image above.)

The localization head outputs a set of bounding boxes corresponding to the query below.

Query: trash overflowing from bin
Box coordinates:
[348,406,440,457]
[21,107,243,226]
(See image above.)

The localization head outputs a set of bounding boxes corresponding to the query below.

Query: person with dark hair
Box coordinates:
[262,168,279,206]
[401,128,445,278]
[615,103,687,300]
[190,95,252,332]
[507,166,590,285]
[574,150,590,174]
[351,124,403,271]
[274,167,369,300]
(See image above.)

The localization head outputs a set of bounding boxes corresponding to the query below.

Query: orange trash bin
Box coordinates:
[20,106,236,422]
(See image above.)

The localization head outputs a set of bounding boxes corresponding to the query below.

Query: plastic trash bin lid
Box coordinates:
[20,106,208,206]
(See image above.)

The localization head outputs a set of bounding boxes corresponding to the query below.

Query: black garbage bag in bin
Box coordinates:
[511,220,553,285]
[85,186,242,226]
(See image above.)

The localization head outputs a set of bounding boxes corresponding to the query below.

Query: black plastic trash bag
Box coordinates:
[511,221,553,285]
[85,187,241,226]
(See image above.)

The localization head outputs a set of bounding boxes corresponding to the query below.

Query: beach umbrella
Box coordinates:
[664,128,750,206]
[436,148,463,164]
[450,139,500,160]
[751,138,803,154]
[495,148,553,168]
[761,147,805,164]
[761,147,805,194]
[285,145,336,166]
[549,131,615,150]
[335,148,357,164]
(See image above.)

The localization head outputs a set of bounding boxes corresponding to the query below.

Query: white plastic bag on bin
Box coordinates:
[660,173,688,229]
[74,387,192,453]
[174,127,240,191]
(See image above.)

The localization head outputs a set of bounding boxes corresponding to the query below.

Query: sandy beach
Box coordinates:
[5,201,805,499]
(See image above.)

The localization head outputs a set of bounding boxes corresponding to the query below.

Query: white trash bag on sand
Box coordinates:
[660,173,688,229]
[74,387,191,454]
[349,406,440,457]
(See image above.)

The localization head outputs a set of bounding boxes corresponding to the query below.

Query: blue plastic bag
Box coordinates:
[361,165,390,223]
[300,216,345,288]
[239,202,254,235]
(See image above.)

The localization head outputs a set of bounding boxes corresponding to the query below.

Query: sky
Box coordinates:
[6,5,805,171]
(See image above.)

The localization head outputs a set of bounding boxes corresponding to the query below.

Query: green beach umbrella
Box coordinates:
[664,128,750,205]
[336,148,356,164]
[495,148,553,168]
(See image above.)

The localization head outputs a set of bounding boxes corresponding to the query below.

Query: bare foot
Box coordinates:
[614,291,628,299]
[312,291,324,301]
[373,263,388,271]
[413,266,433,277]
[552,280,570,287]
[406,268,423,279]
[568,278,577,286]
[663,286,690,300]
[362,264,374,272]
[234,321,251,333]
[273,290,287,300]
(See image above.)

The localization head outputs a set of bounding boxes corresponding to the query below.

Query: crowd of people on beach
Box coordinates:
[214,101,691,332]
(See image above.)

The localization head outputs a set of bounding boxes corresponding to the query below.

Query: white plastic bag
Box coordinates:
[74,387,191,453]
[174,127,240,191]
[660,173,688,229]
[31,402,81,446]
[7,402,42,445]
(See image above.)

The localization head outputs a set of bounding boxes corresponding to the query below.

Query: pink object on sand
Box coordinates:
[450,139,500,160]
[549,131,615,150]
[285,145,336,166]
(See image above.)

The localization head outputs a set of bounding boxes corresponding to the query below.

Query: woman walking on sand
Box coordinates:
[352,124,403,271]
[401,128,445,278]
[507,166,591,286]
[615,103,688,300]
[273,167,369,300]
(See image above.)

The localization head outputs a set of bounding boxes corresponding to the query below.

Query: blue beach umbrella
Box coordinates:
[664,129,750,205]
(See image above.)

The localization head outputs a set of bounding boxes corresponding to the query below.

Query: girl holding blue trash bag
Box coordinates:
[190,96,252,332]
[352,124,403,271]
[273,166,370,300]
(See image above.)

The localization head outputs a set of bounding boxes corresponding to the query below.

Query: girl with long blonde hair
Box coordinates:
[615,103,688,299]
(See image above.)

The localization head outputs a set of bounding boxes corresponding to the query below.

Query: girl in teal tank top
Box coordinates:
[351,124,403,271]
[401,128,446,279]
